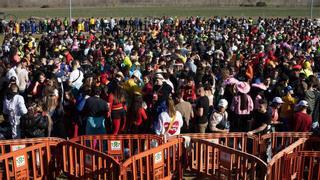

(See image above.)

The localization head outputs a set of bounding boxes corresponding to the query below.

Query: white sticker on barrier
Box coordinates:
[154,152,162,164]
[16,155,26,168]
[11,145,26,152]
[110,141,121,151]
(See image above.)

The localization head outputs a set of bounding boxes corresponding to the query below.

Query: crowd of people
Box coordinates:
[0,16,320,141]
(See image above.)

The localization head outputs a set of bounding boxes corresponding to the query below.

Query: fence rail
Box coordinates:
[57,141,120,179]
[0,140,59,179]
[177,132,259,155]
[0,132,318,179]
[120,138,184,180]
[284,151,320,180]
[70,134,163,162]
[267,138,308,180]
[187,138,267,179]
[0,137,64,155]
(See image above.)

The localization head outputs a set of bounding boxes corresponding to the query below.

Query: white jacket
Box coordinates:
[3,94,28,125]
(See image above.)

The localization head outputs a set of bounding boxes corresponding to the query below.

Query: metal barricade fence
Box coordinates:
[120,138,184,180]
[259,132,312,159]
[70,134,164,162]
[0,140,60,179]
[0,132,318,179]
[266,138,308,180]
[0,139,121,180]
[57,140,120,179]
[284,151,320,180]
[0,137,64,155]
[187,138,267,179]
[178,133,259,155]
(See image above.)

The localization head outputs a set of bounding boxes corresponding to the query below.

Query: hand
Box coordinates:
[247,131,254,136]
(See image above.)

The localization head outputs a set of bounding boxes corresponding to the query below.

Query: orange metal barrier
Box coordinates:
[187,138,267,179]
[259,132,312,158]
[0,137,64,155]
[57,141,120,179]
[178,133,259,155]
[70,134,163,162]
[0,140,60,179]
[120,138,184,180]
[284,151,320,180]
[0,139,121,180]
[266,138,308,180]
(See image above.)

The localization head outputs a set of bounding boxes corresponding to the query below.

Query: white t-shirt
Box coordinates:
[157,111,183,137]
[6,67,19,85]
[69,69,84,90]
[16,67,29,92]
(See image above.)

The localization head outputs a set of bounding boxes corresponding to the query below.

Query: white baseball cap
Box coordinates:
[297,100,308,107]
[218,99,228,109]
[272,97,284,104]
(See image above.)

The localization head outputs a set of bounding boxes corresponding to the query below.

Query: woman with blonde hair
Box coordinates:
[155,96,183,137]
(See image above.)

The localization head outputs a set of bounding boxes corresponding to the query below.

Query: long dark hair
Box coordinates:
[113,84,126,104]
[239,92,249,110]
[129,94,143,120]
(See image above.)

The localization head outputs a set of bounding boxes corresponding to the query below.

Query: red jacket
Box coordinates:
[65,52,74,65]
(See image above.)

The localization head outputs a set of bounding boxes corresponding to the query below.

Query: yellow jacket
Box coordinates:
[123,78,141,95]
[280,94,297,119]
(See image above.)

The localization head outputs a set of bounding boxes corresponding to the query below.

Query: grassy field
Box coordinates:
[0,6,319,20]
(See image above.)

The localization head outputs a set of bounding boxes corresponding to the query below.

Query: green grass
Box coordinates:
[0,6,319,20]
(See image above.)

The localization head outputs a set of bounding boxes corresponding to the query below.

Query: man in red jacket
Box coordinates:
[292,100,312,132]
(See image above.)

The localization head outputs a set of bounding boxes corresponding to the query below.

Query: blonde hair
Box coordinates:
[167,97,176,117]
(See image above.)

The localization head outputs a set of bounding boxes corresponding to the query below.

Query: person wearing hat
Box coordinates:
[270,97,284,131]
[230,82,253,132]
[107,71,124,94]
[152,73,173,131]
[123,70,142,106]
[209,99,229,132]
[153,73,172,103]
[292,100,312,132]
[279,85,297,131]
